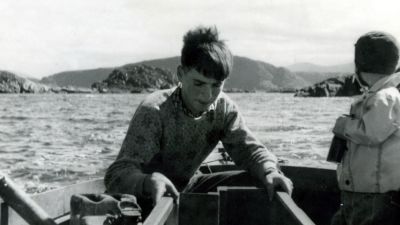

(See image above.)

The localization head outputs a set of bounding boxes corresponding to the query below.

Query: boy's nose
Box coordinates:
[200,87,213,101]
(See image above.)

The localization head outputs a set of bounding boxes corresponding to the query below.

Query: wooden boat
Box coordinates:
[0,162,340,225]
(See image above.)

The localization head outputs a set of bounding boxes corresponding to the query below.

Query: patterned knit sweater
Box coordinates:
[104,87,278,197]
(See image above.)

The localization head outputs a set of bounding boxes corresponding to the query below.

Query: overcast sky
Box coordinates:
[0,0,399,78]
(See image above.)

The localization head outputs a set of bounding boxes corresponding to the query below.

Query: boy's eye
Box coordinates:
[213,83,222,88]
[194,81,204,86]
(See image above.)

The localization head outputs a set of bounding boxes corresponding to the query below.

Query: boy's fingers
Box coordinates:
[165,183,180,204]
[153,189,164,205]
[287,179,294,196]
[166,183,179,199]
[265,174,274,201]
[280,178,293,196]
[152,184,166,205]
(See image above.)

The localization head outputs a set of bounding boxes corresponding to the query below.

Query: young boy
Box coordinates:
[104,26,292,206]
[331,31,400,225]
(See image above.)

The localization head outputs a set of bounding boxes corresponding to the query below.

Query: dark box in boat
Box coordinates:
[327,136,347,163]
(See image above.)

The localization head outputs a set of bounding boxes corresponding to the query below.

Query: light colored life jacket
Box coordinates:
[337,73,400,193]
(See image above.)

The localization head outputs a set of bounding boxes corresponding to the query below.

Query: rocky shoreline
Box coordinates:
[0,71,49,93]
[1,68,368,97]
[0,65,178,94]
[0,71,96,94]
[294,74,362,97]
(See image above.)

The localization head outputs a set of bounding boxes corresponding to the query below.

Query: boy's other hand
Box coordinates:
[144,172,179,205]
[264,171,293,201]
[333,116,348,138]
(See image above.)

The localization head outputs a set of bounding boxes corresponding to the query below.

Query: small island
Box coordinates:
[294,74,362,97]
[91,64,177,93]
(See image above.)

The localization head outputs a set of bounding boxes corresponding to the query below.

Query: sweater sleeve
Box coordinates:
[341,90,400,145]
[221,102,278,181]
[104,102,162,197]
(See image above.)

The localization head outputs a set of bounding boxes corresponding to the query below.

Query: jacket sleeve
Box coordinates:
[341,90,400,145]
[221,102,278,182]
[104,102,162,197]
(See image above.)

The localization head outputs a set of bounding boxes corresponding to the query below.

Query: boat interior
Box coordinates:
[0,163,340,225]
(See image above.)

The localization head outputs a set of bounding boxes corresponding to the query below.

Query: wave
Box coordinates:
[261,125,307,132]
[67,118,96,123]
[0,116,30,120]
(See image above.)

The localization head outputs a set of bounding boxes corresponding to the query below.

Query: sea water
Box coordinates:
[0,93,353,192]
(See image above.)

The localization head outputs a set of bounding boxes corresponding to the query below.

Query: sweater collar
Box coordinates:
[171,87,216,118]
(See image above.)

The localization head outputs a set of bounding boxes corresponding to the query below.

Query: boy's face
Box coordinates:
[178,67,225,115]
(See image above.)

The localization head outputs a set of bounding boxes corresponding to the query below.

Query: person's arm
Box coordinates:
[221,102,292,197]
[104,103,178,202]
[333,91,400,145]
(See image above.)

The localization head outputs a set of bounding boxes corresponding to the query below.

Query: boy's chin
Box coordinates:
[192,106,208,115]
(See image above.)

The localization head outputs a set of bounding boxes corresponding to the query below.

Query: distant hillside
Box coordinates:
[286,62,355,88]
[41,68,114,87]
[137,57,181,72]
[287,62,354,73]
[227,56,308,91]
[39,58,180,88]
[294,72,349,84]
[134,56,309,91]
[41,56,309,92]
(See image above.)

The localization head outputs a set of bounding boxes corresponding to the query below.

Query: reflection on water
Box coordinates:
[0,93,353,192]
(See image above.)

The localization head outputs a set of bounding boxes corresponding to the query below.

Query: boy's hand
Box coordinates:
[333,116,348,138]
[144,172,179,205]
[263,170,293,201]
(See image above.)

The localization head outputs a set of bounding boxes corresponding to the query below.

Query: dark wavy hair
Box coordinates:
[181,26,233,81]
[355,31,399,75]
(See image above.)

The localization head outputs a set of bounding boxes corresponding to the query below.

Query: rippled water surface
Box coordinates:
[0,93,353,192]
